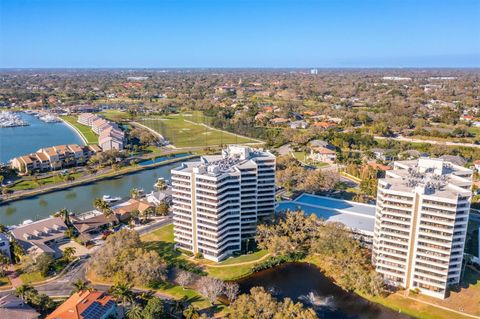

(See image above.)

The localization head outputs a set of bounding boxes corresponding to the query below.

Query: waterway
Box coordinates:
[0,161,182,226]
[0,113,84,163]
[237,263,412,319]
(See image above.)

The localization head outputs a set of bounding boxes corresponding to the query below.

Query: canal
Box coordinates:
[237,263,412,319]
[0,113,84,163]
[0,161,182,226]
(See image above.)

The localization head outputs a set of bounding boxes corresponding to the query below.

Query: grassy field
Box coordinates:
[19,271,45,284]
[60,116,98,144]
[139,114,258,148]
[100,110,131,122]
[9,172,83,191]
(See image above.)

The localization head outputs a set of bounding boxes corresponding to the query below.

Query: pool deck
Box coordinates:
[276,193,376,235]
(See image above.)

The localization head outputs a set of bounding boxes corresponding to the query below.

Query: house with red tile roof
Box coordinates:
[46,291,120,319]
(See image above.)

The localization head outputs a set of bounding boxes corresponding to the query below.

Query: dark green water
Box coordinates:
[237,263,413,319]
[0,161,180,226]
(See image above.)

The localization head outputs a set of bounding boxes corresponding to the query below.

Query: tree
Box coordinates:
[183,305,201,319]
[54,208,71,225]
[71,279,93,293]
[15,284,35,302]
[176,270,193,289]
[10,239,24,263]
[142,296,165,319]
[228,287,317,319]
[62,247,76,262]
[110,281,134,306]
[126,302,143,319]
[35,253,54,277]
[156,202,169,216]
[198,276,225,304]
[224,282,240,302]
[90,229,166,286]
[0,252,9,277]
[93,198,112,217]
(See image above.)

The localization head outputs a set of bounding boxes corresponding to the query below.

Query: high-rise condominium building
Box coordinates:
[373,158,472,299]
[171,146,276,261]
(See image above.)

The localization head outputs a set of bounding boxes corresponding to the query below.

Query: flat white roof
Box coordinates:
[276,193,375,234]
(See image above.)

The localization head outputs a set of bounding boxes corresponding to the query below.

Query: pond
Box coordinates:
[237,263,412,319]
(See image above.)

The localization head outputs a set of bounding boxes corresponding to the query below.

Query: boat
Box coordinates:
[0,111,29,128]
[102,195,122,203]
[39,114,60,123]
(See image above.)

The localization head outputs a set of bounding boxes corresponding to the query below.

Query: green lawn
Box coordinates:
[60,116,98,144]
[141,224,175,242]
[292,151,329,167]
[19,271,45,284]
[9,172,83,191]
[141,224,268,280]
[139,114,258,148]
[218,250,268,265]
[100,110,131,122]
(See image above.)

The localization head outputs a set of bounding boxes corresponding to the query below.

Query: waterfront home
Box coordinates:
[112,199,154,222]
[10,217,68,259]
[145,188,173,206]
[46,291,121,319]
[11,144,101,174]
[0,232,11,261]
[71,210,118,239]
[0,294,40,319]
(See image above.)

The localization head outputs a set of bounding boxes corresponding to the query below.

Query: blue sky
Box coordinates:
[0,0,479,68]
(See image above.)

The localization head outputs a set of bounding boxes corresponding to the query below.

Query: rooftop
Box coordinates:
[174,145,274,177]
[46,291,116,319]
[276,193,375,234]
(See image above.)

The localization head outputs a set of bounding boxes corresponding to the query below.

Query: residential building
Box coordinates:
[78,113,124,151]
[71,210,118,241]
[372,158,472,299]
[371,148,394,162]
[171,145,276,261]
[112,199,154,222]
[11,144,100,174]
[0,232,10,260]
[11,217,68,259]
[146,188,173,206]
[308,146,336,163]
[46,291,120,319]
[0,294,40,319]
[77,113,100,126]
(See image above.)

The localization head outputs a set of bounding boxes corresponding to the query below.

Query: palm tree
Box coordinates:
[10,239,24,263]
[93,198,113,217]
[15,284,35,302]
[126,302,143,319]
[71,279,93,293]
[130,188,139,199]
[110,282,134,306]
[63,247,76,261]
[54,208,71,225]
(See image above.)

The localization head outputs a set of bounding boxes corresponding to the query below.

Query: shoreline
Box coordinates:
[0,154,196,207]
[59,116,89,145]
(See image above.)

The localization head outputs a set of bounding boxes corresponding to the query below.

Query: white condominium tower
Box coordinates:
[171,145,276,261]
[373,158,472,299]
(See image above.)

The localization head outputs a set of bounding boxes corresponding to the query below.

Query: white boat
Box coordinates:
[102,195,122,203]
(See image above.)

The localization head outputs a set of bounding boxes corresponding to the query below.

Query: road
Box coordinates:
[0,218,173,298]
[374,135,480,149]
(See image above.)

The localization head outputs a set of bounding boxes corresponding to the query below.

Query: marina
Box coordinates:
[0,111,29,128]
[0,112,84,163]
